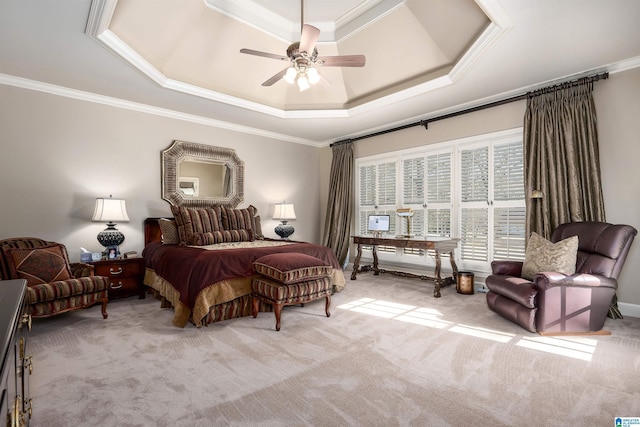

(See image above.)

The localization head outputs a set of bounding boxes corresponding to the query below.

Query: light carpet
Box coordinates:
[28,272,640,426]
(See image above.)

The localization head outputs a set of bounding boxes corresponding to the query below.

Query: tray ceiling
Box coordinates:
[90,0,493,115]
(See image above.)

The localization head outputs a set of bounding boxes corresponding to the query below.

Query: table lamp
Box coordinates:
[92,195,130,252]
[273,202,296,239]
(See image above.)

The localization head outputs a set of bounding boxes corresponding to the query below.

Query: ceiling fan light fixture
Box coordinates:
[297,74,310,91]
[283,67,297,84]
[307,67,320,84]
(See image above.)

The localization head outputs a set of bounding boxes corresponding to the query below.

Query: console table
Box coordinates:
[351,235,459,297]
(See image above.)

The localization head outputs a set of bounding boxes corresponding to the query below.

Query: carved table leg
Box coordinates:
[433,250,442,298]
[351,244,363,280]
[372,245,379,275]
[449,251,459,287]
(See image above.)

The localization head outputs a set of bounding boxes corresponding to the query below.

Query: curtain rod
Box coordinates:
[330,72,609,147]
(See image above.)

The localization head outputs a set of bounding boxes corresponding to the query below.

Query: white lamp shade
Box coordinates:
[92,198,130,223]
[273,203,296,220]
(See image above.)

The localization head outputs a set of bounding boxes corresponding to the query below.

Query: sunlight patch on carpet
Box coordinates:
[338,297,599,360]
[516,336,597,361]
[449,324,514,343]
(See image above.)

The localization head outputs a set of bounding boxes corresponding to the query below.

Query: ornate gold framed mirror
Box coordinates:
[162,140,244,208]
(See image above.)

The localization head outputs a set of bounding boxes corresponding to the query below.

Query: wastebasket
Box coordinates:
[457,271,474,295]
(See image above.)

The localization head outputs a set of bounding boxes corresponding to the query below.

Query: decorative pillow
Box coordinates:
[253,253,332,284]
[222,206,256,231]
[253,214,264,240]
[171,206,223,245]
[188,229,254,245]
[521,232,579,280]
[158,218,179,245]
[3,243,73,286]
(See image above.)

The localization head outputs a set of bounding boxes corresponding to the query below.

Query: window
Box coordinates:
[355,128,525,272]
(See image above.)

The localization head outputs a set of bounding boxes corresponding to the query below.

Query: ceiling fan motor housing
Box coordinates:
[287,42,318,63]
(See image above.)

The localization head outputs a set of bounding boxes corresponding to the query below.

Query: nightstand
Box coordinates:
[91,257,145,300]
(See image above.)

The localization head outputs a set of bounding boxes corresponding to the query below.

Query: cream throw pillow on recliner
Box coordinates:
[521,232,579,280]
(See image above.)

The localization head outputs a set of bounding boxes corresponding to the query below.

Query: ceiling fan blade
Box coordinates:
[240,48,288,62]
[262,68,289,86]
[299,24,320,54]
[317,55,366,67]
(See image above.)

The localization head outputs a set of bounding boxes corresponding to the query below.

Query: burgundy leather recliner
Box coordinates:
[486,222,637,333]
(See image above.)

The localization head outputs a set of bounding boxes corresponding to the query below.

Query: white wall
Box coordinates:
[320,67,640,311]
[0,85,323,259]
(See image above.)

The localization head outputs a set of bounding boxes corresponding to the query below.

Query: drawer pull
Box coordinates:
[109,267,124,275]
[110,281,123,290]
[21,313,32,331]
[24,356,33,375]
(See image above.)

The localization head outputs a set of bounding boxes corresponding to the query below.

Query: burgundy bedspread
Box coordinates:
[143,241,342,312]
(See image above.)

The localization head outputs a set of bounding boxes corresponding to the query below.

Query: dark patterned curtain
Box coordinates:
[524,79,606,239]
[322,142,354,267]
[523,78,619,317]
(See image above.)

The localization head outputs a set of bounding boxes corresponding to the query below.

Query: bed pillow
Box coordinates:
[253,214,264,240]
[521,232,578,280]
[3,243,73,286]
[189,229,254,245]
[171,206,223,245]
[253,253,332,284]
[221,206,256,232]
[158,218,180,245]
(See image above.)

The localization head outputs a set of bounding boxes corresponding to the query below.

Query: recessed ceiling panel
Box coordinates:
[105,0,490,112]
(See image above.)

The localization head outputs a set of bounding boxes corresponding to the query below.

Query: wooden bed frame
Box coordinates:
[143,217,167,246]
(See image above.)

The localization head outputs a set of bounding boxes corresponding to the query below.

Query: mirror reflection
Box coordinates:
[162,140,244,208]
[179,160,228,198]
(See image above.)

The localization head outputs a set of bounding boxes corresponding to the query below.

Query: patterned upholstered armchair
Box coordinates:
[0,237,109,319]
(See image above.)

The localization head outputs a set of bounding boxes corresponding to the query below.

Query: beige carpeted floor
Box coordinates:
[28,272,640,426]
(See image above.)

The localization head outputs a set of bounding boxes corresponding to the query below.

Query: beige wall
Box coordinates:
[0,85,323,258]
[320,67,640,313]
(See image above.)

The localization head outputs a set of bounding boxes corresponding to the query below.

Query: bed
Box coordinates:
[142,217,346,327]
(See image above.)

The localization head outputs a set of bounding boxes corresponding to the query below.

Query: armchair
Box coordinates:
[0,237,109,319]
[485,222,637,334]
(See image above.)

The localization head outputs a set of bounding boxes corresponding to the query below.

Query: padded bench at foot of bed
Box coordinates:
[251,276,332,331]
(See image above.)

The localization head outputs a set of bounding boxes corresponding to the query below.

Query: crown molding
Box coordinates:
[0,73,324,147]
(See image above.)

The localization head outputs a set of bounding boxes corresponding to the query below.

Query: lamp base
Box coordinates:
[97,222,125,247]
[275,221,295,239]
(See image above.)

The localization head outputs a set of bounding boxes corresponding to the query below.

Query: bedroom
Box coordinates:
[1,0,640,424]
[1,1,640,312]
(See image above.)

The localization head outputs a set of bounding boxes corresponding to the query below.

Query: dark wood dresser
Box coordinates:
[1,279,32,426]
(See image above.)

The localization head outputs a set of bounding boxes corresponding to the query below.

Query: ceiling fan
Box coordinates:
[239,0,366,91]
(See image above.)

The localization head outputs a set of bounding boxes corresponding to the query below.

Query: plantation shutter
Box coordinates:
[358,161,397,248]
[426,152,452,237]
[403,158,424,205]
[377,162,396,206]
[460,147,489,261]
[492,141,526,260]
